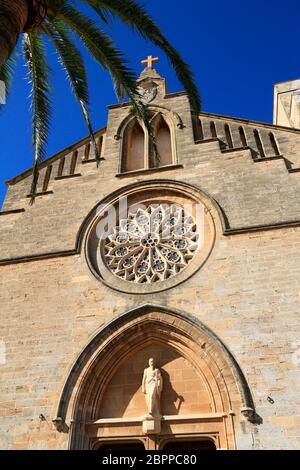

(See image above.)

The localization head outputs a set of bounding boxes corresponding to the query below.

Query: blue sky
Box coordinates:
[0,0,299,207]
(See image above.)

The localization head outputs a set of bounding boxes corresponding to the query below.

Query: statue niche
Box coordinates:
[97,345,212,420]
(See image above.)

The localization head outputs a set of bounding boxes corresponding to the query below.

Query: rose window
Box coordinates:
[103,204,199,284]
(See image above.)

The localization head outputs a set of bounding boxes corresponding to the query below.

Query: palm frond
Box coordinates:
[1,0,199,198]
[57,2,137,101]
[23,31,52,203]
[0,53,17,110]
[42,18,100,163]
[75,0,112,24]
[84,0,201,114]
[43,20,89,103]
[57,4,160,160]
[91,5,112,25]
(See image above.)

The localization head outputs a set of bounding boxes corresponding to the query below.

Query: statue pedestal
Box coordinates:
[142,415,161,435]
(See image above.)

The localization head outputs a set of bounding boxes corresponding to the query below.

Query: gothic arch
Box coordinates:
[115,105,183,142]
[118,107,178,172]
[150,113,175,167]
[121,117,145,172]
[53,305,256,450]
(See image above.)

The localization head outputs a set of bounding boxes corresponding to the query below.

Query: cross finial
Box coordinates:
[141,55,159,69]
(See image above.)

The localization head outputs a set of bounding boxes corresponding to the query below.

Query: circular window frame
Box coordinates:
[84,181,216,294]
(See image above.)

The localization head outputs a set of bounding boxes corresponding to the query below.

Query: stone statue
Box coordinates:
[142,358,163,417]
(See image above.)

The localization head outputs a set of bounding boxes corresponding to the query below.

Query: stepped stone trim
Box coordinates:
[81,158,105,165]
[0,208,25,216]
[4,110,300,190]
[222,146,250,153]
[55,174,82,181]
[26,191,53,198]
[196,135,300,173]
[199,111,300,134]
[6,109,300,188]
[5,127,107,186]
[195,137,220,144]
[253,155,283,162]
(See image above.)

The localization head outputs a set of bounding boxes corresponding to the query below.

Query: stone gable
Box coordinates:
[1,69,300,450]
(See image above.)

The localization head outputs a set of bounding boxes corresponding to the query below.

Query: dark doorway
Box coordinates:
[97,442,145,452]
[162,440,217,451]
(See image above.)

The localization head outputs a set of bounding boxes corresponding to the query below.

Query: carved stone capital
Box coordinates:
[241,407,255,421]
[52,416,64,432]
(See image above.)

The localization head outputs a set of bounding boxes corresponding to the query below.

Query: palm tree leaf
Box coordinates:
[56,4,160,160]
[90,5,112,25]
[84,0,201,113]
[57,2,138,102]
[69,0,111,24]
[43,20,89,103]
[0,53,17,110]
[23,31,52,203]
[42,18,100,163]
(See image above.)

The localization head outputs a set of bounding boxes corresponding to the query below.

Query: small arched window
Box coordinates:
[150,114,173,168]
[121,113,174,172]
[122,118,145,172]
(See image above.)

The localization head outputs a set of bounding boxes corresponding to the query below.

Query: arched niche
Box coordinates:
[150,114,173,167]
[119,108,177,173]
[122,118,145,172]
[54,305,257,450]
[99,343,212,420]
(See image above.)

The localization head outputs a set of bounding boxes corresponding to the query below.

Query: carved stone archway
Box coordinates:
[54,305,256,450]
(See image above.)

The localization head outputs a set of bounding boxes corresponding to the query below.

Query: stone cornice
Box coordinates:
[0,219,299,266]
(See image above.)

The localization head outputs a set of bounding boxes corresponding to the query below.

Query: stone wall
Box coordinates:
[1,222,300,448]
[1,83,300,449]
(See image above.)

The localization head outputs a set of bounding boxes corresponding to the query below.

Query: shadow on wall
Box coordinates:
[97,344,211,419]
[160,368,185,415]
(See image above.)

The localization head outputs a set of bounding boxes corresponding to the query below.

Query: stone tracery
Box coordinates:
[103,203,199,284]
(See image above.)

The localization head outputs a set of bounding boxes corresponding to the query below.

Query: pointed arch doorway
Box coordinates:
[55,305,256,450]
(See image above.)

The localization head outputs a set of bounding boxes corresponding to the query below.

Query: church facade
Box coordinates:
[1,61,300,450]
